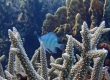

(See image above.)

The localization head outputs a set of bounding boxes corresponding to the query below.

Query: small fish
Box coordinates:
[38,32,64,53]
[17,12,23,21]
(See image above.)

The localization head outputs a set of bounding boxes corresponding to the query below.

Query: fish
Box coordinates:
[17,12,23,21]
[38,32,64,53]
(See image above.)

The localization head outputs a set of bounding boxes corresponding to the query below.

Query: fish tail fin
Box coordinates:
[57,44,65,50]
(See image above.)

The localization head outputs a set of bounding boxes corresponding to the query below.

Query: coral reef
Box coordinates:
[0,21,110,80]
[42,0,110,44]
[0,0,110,80]
[41,1,110,70]
[0,0,65,60]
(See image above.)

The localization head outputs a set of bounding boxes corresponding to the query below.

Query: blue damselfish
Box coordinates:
[38,32,64,53]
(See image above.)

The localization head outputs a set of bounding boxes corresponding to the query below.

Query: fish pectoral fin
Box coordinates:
[45,48,51,53]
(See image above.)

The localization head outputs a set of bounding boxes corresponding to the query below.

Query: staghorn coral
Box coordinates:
[39,41,48,80]
[0,20,110,80]
[50,34,75,80]
[8,27,45,80]
[0,1,110,80]
[7,45,16,75]
[1,0,110,80]
[0,55,5,78]
[2,0,110,64]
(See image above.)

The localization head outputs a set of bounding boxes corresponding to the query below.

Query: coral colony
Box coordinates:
[1,0,110,80]
[0,21,110,80]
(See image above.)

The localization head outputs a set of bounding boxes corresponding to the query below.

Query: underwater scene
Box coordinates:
[0,0,110,80]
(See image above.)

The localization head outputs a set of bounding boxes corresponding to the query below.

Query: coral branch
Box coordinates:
[8,27,44,80]
[40,41,48,80]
